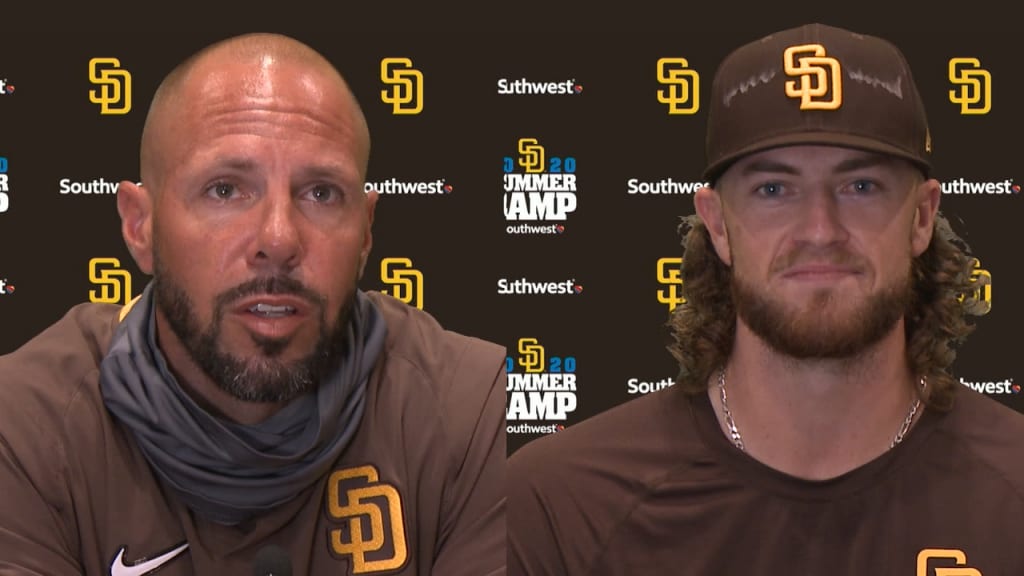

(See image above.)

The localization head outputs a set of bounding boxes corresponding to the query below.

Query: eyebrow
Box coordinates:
[204,158,358,184]
[295,164,356,183]
[738,159,800,177]
[738,153,895,177]
[831,154,895,173]
[210,157,259,173]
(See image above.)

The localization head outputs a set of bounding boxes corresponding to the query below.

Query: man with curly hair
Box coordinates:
[508,23,1024,575]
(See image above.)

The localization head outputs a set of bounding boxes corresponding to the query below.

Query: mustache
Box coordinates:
[770,247,867,274]
[213,275,326,312]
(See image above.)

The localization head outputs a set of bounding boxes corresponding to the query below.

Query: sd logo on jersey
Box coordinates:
[327,465,408,574]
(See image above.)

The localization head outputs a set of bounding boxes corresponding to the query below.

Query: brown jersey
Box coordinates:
[0,292,506,575]
[508,383,1024,575]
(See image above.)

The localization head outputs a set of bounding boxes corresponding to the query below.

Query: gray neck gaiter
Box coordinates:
[100,282,387,525]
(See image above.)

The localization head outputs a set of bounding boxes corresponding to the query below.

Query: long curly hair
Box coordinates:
[667,211,987,411]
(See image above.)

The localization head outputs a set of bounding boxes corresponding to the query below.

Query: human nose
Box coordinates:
[794,190,849,246]
[248,186,302,273]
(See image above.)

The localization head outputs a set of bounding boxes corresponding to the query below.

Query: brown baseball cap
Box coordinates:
[703,23,932,183]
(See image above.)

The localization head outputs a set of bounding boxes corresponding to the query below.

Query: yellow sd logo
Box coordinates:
[783,44,841,110]
[88,257,133,306]
[656,257,685,312]
[948,57,991,115]
[88,57,132,115]
[328,465,408,574]
[517,337,546,374]
[656,57,700,115]
[380,57,423,115]
[517,138,546,174]
[959,258,992,315]
[380,257,423,310]
[917,549,982,576]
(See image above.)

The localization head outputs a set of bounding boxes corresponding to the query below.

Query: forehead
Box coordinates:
[721,145,915,183]
[154,54,368,173]
[178,56,356,130]
[190,54,328,100]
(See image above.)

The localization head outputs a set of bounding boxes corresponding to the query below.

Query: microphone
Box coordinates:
[252,545,292,576]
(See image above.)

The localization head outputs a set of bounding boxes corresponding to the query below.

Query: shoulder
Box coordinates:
[510,385,693,480]
[508,386,703,514]
[367,290,506,395]
[0,302,121,419]
[364,291,506,441]
[0,302,121,508]
[507,386,700,573]
[930,386,1024,501]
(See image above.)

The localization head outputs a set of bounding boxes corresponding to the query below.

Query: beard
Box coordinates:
[731,249,913,360]
[153,258,354,404]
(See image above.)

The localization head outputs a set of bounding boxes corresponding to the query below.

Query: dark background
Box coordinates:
[0,4,1019,455]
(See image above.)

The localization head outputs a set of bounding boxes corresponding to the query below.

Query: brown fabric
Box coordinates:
[508,385,1024,575]
[0,292,506,575]
[704,23,932,182]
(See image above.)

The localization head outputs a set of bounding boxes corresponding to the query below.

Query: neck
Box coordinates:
[708,318,923,480]
[154,309,288,426]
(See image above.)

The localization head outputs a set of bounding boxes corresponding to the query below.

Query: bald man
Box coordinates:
[0,33,506,575]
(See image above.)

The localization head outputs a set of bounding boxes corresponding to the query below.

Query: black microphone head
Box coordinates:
[253,544,292,576]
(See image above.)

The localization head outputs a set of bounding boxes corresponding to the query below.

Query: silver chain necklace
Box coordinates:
[717,368,926,452]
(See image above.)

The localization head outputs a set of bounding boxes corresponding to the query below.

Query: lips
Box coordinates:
[230,295,312,340]
[780,264,860,279]
[249,303,296,317]
[234,295,309,317]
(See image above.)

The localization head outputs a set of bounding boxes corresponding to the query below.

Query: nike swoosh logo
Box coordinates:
[110,542,189,576]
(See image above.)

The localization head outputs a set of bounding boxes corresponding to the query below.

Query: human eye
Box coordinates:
[303,183,343,204]
[844,179,880,195]
[754,181,786,198]
[204,180,240,201]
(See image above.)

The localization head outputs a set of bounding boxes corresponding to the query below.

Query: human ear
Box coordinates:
[910,178,941,257]
[117,181,154,274]
[694,185,732,266]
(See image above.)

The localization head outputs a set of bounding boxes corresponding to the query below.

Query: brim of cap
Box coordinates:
[703,131,931,183]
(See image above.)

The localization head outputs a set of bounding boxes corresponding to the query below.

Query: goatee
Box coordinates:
[154,271,353,403]
[731,259,913,359]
